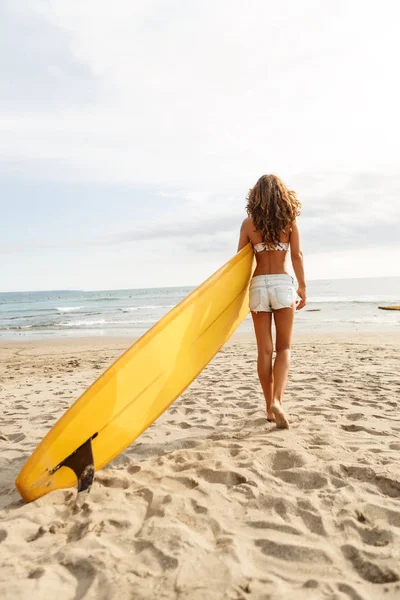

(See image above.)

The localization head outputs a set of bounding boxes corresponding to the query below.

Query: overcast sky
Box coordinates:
[1,0,399,292]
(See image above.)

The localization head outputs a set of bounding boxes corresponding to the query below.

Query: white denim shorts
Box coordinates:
[249,274,297,313]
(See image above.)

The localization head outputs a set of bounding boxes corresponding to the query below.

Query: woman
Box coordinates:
[237,174,306,429]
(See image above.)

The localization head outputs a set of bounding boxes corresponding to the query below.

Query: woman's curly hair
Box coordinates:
[246,174,301,246]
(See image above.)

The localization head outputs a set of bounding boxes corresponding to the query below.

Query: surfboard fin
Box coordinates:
[50,433,98,494]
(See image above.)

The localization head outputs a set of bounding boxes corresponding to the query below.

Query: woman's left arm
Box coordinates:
[237,219,250,252]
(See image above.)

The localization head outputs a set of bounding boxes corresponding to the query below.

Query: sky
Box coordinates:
[1,0,399,292]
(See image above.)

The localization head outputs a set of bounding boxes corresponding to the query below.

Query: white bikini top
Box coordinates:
[253,241,289,253]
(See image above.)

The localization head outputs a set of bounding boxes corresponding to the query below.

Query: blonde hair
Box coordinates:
[246,174,301,245]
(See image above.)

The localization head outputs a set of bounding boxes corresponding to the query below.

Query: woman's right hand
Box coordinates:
[296,287,307,310]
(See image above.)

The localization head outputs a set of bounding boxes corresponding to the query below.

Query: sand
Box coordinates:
[1,332,400,600]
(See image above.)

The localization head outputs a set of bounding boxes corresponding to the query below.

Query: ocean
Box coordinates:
[1,276,399,340]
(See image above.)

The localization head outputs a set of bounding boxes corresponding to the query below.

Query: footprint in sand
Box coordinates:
[298,508,327,536]
[7,433,26,443]
[246,520,301,536]
[190,499,208,514]
[271,449,307,471]
[96,473,130,490]
[340,465,400,498]
[346,413,364,421]
[341,544,399,584]
[274,469,328,490]
[198,468,247,486]
[255,538,331,564]
[357,523,392,547]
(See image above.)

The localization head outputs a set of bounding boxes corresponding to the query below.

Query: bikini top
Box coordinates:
[253,241,289,253]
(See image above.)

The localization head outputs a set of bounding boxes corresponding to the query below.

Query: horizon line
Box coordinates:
[1,274,400,295]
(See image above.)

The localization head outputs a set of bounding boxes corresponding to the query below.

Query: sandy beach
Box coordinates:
[1,332,400,599]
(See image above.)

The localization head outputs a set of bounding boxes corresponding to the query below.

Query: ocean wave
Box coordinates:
[60,319,107,327]
[308,295,399,304]
[55,306,83,313]
[87,297,125,302]
[320,317,400,324]
[4,322,56,331]
[119,305,175,312]
[7,312,55,321]
[2,316,159,331]
[60,318,156,328]
[0,307,58,316]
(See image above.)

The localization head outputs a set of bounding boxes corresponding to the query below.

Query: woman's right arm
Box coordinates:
[290,219,306,310]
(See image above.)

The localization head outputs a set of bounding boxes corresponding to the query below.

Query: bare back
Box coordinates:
[247,217,291,277]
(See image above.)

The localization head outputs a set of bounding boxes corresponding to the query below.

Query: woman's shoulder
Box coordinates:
[241,216,253,231]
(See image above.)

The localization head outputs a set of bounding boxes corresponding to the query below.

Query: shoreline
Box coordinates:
[1,329,400,350]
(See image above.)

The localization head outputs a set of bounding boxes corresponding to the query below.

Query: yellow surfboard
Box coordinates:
[16,244,254,502]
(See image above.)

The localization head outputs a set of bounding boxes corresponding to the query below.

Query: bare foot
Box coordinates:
[270,401,289,429]
[266,409,276,422]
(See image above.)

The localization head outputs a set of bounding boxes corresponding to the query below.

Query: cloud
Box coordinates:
[101,214,240,245]
[0,2,104,112]
[1,0,399,190]
[0,169,398,258]
[0,0,399,289]
[293,171,400,252]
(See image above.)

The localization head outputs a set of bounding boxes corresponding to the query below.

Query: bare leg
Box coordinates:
[251,311,274,420]
[270,304,295,428]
